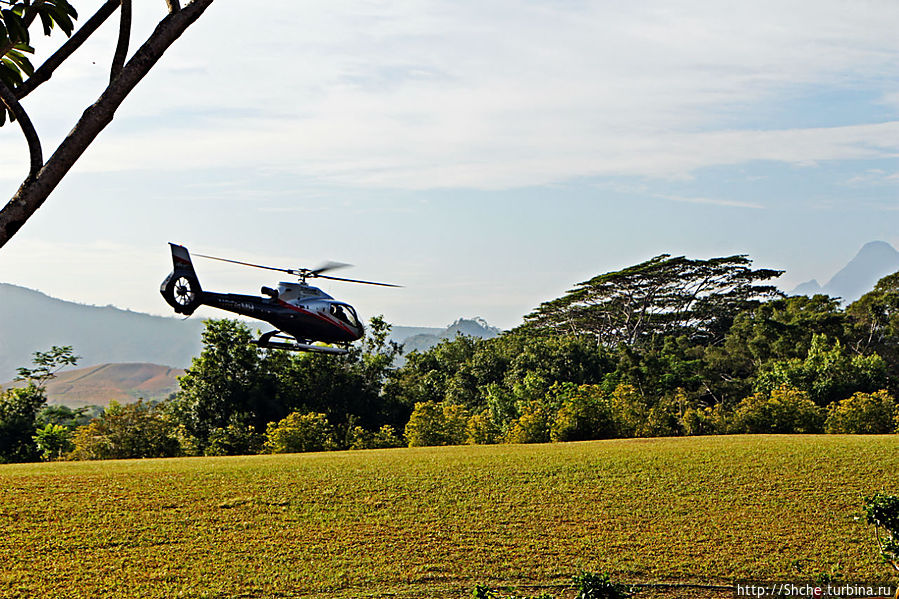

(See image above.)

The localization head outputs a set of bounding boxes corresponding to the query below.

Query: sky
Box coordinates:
[1,0,898,330]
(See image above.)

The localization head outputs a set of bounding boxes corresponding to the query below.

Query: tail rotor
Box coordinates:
[160,243,203,315]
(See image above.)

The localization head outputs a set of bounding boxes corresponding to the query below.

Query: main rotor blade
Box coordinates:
[311,261,351,276]
[193,253,399,287]
[317,274,402,287]
[194,253,296,274]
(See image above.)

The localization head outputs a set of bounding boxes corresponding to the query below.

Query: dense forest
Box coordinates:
[3,253,899,462]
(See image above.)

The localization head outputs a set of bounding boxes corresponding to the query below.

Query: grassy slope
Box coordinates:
[3,363,184,408]
[1,435,897,598]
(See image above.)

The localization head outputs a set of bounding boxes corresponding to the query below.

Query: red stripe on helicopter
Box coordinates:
[277,300,356,336]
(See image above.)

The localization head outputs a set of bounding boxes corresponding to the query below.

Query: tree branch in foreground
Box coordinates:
[15,0,120,100]
[0,0,215,247]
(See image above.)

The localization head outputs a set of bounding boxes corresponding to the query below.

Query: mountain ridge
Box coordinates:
[0,282,500,381]
[790,241,899,302]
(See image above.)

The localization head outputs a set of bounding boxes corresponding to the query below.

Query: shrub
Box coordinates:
[729,385,825,434]
[573,571,634,599]
[206,421,264,456]
[443,403,471,444]
[681,404,728,436]
[550,384,617,442]
[404,401,470,447]
[505,399,552,444]
[863,493,899,573]
[69,400,180,460]
[348,425,404,450]
[466,409,501,445]
[264,412,335,453]
[825,390,898,434]
[609,384,646,438]
[642,395,682,438]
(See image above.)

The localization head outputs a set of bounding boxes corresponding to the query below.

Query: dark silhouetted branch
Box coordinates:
[110,0,131,81]
[0,0,216,247]
[15,0,120,100]
[0,80,42,178]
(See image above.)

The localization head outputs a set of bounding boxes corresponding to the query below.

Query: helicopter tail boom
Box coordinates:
[160,243,204,315]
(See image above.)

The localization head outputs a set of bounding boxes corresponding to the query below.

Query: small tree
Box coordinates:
[681,404,728,436]
[264,412,335,454]
[0,385,46,462]
[0,345,78,462]
[168,319,278,452]
[32,423,72,459]
[825,390,898,434]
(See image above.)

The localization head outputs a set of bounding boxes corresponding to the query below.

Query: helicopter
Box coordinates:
[160,243,398,355]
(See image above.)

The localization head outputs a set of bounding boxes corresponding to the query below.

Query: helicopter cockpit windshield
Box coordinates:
[330,303,360,328]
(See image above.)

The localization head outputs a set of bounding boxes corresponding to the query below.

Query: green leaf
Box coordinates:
[43,3,73,37]
[1,57,25,86]
[54,0,77,20]
[2,9,29,44]
[0,71,22,103]
[6,50,33,76]
[38,10,53,35]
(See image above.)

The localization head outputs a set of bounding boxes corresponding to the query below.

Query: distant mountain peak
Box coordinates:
[447,316,501,335]
[791,279,822,296]
[791,241,899,303]
[859,240,896,252]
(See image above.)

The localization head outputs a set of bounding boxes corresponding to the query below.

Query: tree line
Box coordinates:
[2,253,899,463]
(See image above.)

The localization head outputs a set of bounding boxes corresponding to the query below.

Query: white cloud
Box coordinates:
[59,117,899,190]
[658,195,764,210]
[3,0,898,192]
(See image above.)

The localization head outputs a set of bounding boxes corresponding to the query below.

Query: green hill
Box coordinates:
[4,362,184,407]
[0,283,204,381]
[1,435,897,598]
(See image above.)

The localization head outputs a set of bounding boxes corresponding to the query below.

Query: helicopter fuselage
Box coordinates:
[201,286,363,344]
[160,244,365,349]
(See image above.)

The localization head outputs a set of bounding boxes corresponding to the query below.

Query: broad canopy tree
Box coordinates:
[520,254,784,348]
[0,0,216,248]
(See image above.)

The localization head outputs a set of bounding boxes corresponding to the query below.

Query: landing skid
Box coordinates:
[255,331,350,355]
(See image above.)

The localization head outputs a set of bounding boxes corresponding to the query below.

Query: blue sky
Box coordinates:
[1,0,898,329]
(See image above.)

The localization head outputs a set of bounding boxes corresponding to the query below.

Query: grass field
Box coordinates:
[1,435,898,598]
